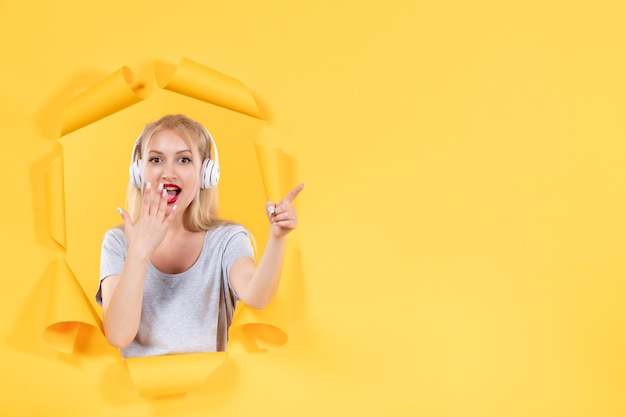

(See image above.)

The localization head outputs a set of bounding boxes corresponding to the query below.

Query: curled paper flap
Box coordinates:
[61,66,147,135]
[231,241,301,350]
[44,155,66,248]
[125,352,227,398]
[230,324,288,352]
[155,57,262,119]
[254,143,296,203]
[229,136,302,350]
[43,259,102,354]
[60,58,263,139]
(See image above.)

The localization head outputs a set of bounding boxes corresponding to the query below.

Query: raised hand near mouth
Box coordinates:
[117,182,177,257]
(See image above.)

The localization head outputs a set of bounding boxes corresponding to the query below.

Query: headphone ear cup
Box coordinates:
[201,158,220,189]
[130,159,143,189]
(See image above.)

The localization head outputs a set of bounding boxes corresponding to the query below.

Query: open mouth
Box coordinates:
[163,183,181,204]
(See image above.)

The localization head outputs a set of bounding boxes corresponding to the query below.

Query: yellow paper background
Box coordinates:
[2,0,626,416]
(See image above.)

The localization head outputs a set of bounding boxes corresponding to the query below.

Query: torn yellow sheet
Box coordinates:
[254,144,297,203]
[44,155,66,248]
[44,57,301,397]
[43,259,102,354]
[228,131,303,351]
[231,241,301,351]
[156,57,262,119]
[61,66,147,136]
[125,352,227,398]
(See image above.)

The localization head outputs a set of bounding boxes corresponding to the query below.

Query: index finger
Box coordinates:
[141,182,152,216]
[281,183,305,203]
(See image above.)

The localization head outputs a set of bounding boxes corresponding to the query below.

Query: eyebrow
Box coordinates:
[146,149,193,155]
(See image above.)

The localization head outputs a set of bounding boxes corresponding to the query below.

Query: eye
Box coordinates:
[179,157,192,163]
[148,157,162,164]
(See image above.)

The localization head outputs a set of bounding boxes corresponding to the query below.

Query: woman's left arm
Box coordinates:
[229,184,304,309]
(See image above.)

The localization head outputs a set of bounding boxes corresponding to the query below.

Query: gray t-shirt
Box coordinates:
[96,224,255,358]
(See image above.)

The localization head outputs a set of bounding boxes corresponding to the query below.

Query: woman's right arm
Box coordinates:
[100,183,175,349]
[100,247,151,349]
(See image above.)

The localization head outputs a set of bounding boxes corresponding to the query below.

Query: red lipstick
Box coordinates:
[162,183,181,205]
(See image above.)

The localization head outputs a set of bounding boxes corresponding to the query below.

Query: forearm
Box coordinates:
[240,235,287,309]
[235,183,303,309]
[102,248,150,348]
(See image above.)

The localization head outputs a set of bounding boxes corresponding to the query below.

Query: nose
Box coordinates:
[161,160,176,180]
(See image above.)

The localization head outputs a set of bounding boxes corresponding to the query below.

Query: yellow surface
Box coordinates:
[1,0,626,415]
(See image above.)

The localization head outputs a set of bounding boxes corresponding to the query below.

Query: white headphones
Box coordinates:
[129,125,220,190]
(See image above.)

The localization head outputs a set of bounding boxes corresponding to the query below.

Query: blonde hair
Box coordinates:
[126,114,232,232]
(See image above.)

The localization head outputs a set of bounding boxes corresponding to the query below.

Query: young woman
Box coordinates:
[96,114,303,358]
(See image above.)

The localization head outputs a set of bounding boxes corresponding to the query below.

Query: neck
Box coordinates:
[166,210,189,237]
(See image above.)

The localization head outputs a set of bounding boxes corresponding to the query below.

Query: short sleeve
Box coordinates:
[95,228,128,306]
[222,227,255,273]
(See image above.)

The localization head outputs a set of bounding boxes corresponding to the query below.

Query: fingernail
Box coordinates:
[172,205,177,211]
[146,182,151,189]
[267,206,275,215]
[158,183,163,191]
[117,207,122,215]
[162,189,167,196]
